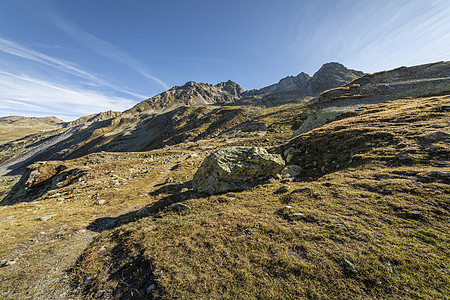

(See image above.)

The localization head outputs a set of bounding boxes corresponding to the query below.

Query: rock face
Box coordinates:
[294,61,450,135]
[126,80,244,114]
[193,146,285,194]
[245,62,363,98]
[307,62,365,94]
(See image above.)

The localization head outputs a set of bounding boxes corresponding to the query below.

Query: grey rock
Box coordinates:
[166,202,191,212]
[424,131,449,140]
[281,165,302,178]
[146,284,157,293]
[431,170,450,177]
[343,258,358,275]
[94,199,106,205]
[0,259,16,267]
[0,215,15,222]
[136,206,150,218]
[292,213,305,218]
[35,214,56,221]
[292,187,312,193]
[424,144,440,150]
[193,146,285,194]
[275,185,290,194]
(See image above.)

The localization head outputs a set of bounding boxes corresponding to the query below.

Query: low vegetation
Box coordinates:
[0,89,448,299]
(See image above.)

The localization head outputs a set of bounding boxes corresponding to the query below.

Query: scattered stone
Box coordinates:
[193,146,285,194]
[35,214,56,221]
[383,260,393,272]
[0,259,16,267]
[336,223,348,230]
[244,227,254,235]
[343,258,358,275]
[283,148,302,164]
[280,178,295,183]
[424,144,440,150]
[180,188,189,193]
[281,165,302,178]
[81,275,93,287]
[165,177,174,184]
[166,203,191,212]
[136,206,150,218]
[95,199,106,205]
[292,187,312,193]
[292,213,305,218]
[146,284,157,294]
[0,215,15,222]
[284,205,293,210]
[275,185,290,194]
[55,226,67,234]
[431,170,450,178]
[424,131,449,140]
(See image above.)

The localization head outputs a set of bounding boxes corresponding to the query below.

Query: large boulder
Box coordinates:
[193,146,285,194]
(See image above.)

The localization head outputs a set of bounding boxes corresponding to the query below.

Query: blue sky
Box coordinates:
[0,0,449,121]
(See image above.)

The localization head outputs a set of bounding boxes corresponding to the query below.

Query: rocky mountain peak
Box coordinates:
[215,80,244,96]
[308,62,365,94]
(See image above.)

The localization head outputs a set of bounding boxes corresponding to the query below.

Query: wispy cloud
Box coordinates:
[0,70,137,121]
[290,0,450,73]
[0,38,147,99]
[28,1,169,90]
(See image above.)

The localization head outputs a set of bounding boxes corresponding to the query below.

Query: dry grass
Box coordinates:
[0,123,61,146]
[0,95,448,299]
[68,96,449,299]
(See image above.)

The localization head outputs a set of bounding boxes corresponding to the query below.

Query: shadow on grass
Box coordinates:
[86,180,201,233]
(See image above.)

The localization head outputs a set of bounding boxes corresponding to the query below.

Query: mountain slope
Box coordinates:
[0,116,63,146]
[295,61,450,135]
[0,62,449,299]
[126,80,244,115]
[14,94,444,300]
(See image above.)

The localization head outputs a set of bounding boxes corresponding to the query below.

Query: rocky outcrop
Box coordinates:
[307,62,364,94]
[126,80,244,114]
[294,61,450,135]
[245,63,363,97]
[193,146,285,194]
[66,110,121,128]
[240,63,364,106]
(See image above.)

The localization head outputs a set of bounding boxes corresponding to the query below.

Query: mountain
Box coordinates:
[0,61,449,299]
[0,116,64,146]
[307,62,365,94]
[126,80,244,115]
[243,62,364,104]
[1,61,449,178]
[294,61,450,135]
[0,116,63,126]
[0,62,363,176]
[0,92,447,299]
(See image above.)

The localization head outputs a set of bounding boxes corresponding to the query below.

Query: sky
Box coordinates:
[0,0,449,121]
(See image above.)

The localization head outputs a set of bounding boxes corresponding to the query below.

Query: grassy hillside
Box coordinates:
[0,95,448,299]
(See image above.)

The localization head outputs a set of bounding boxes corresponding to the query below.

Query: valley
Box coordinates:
[0,62,448,299]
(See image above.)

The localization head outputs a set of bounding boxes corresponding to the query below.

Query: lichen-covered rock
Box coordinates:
[193,146,285,194]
